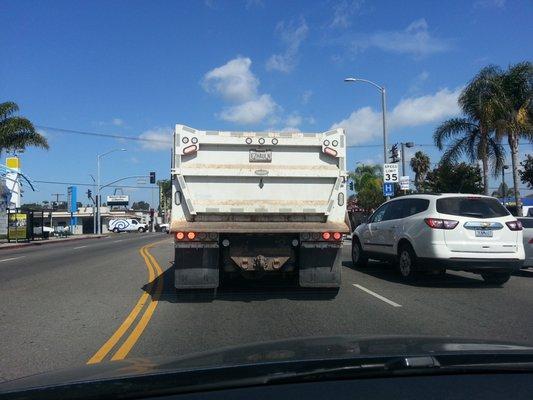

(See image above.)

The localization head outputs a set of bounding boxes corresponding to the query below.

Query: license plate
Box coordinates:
[475,229,493,237]
[249,149,272,163]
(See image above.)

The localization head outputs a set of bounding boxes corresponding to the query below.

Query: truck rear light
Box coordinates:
[176,232,185,240]
[323,147,337,157]
[183,145,197,154]
[424,218,459,229]
[322,232,331,240]
[333,232,342,240]
[506,220,523,231]
[197,232,207,240]
[187,231,196,240]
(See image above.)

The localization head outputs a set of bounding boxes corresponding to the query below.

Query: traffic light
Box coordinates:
[389,143,400,163]
[349,181,354,191]
[87,189,92,199]
[149,171,156,184]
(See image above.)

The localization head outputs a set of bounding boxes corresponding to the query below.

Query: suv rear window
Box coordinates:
[519,218,533,228]
[436,197,510,218]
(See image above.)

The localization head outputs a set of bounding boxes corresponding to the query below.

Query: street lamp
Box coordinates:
[501,165,509,202]
[96,148,126,234]
[344,77,388,165]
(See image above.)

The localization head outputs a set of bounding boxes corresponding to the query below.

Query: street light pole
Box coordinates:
[344,77,388,165]
[96,149,126,234]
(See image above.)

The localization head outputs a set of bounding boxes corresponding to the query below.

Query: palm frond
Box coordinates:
[0,116,49,150]
[0,102,19,122]
[433,118,478,150]
[440,136,471,165]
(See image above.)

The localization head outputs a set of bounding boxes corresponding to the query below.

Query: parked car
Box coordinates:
[518,217,533,269]
[351,194,525,285]
[108,218,147,233]
[158,223,170,233]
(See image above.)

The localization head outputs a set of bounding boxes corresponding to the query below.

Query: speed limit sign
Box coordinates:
[383,163,399,183]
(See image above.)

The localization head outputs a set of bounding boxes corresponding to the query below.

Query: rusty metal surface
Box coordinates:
[170,221,350,233]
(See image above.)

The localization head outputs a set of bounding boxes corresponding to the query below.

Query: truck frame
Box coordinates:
[171,124,350,290]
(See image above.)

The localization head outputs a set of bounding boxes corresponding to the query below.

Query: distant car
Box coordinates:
[352,194,525,285]
[158,223,170,233]
[108,218,147,233]
[518,217,533,269]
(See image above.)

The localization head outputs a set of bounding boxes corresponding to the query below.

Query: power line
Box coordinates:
[35,125,169,143]
[34,179,156,189]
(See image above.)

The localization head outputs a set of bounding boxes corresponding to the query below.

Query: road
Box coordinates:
[1,234,533,382]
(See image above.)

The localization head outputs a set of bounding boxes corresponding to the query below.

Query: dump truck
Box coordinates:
[171,124,350,291]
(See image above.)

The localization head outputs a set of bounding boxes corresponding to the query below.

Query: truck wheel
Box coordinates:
[397,243,418,281]
[481,272,511,285]
[113,228,119,233]
[351,238,368,268]
[138,227,145,233]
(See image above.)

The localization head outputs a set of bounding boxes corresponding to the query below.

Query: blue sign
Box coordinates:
[67,186,77,212]
[383,182,395,197]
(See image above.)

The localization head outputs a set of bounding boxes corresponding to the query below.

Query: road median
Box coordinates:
[0,234,109,251]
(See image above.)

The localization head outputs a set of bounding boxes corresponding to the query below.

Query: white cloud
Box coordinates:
[285,113,303,127]
[245,0,264,9]
[203,57,278,125]
[219,95,277,125]
[301,89,313,104]
[408,71,429,93]
[279,126,301,133]
[112,118,124,126]
[138,127,173,151]
[202,57,259,103]
[330,0,364,29]
[266,18,308,73]
[343,18,451,57]
[331,87,462,145]
[474,0,505,9]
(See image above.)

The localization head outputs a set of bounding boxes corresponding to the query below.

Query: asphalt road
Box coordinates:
[2,234,533,382]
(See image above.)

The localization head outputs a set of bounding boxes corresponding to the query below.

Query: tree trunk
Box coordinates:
[509,133,521,216]
[480,132,489,196]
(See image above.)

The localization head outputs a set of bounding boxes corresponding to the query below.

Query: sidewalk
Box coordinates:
[0,234,109,250]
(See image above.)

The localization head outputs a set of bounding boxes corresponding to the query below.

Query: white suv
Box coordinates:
[351,194,525,285]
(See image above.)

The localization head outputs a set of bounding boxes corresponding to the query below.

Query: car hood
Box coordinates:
[2,335,533,392]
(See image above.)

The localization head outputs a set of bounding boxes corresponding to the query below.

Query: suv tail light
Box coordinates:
[506,220,523,231]
[424,218,459,230]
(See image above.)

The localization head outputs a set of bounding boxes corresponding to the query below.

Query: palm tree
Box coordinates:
[0,101,48,155]
[491,182,516,199]
[409,151,430,192]
[434,66,505,195]
[349,163,381,192]
[492,62,533,213]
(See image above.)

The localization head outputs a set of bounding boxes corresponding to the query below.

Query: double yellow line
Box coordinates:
[87,241,165,364]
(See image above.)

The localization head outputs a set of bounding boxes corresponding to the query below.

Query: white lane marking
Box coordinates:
[352,284,402,308]
[73,245,88,250]
[112,240,125,243]
[0,256,26,263]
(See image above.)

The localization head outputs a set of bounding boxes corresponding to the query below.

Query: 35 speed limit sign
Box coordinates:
[383,163,399,183]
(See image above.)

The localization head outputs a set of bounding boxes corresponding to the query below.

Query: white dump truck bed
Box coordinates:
[171,124,350,233]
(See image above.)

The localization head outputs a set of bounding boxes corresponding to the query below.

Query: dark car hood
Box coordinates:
[2,335,533,393]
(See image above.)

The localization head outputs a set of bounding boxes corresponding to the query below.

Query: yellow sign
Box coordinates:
[8,213,27,240]
[6,157,20,170]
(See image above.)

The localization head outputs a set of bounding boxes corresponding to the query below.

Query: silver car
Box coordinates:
[519,218,533,268]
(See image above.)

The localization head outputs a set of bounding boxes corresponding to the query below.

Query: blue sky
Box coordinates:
[2,0,532,205]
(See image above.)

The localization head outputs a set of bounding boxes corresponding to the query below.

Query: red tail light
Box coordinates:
[424,218,459,230]
[176,232,184,240]
[187,231,196,240]
[333,232,342,240]
[506,221,523,231]
[183,145,198,154]
[322,232,331,240]
[323,147,337,157]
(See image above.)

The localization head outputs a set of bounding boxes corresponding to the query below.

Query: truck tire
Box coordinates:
[481,272,511,285]
[351,238,368,268]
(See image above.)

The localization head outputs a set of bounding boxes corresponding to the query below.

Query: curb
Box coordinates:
[0,235,109,251]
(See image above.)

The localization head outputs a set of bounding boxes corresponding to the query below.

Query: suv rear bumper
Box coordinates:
[418,257,523,272]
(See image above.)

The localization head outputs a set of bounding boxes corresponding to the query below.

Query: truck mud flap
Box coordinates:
[175,246,219,289]
[299,244,342,288]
